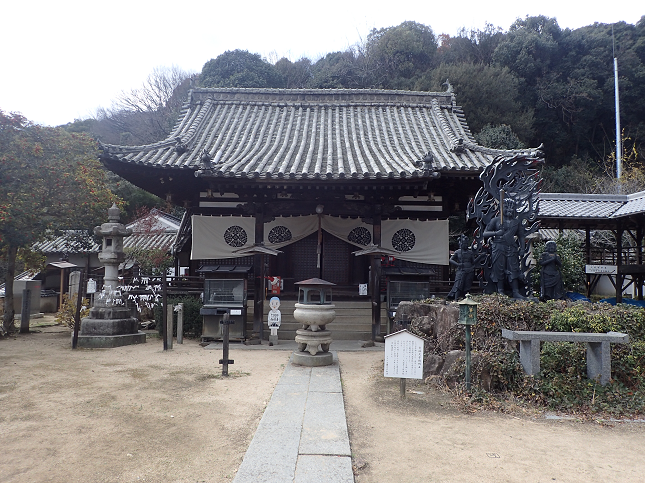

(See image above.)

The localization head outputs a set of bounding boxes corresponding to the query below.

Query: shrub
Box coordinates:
[55,294,90,329]
[421,295,645,416]
[532,234,585,294]
[154,295,203,337]
[547,303,645,339]
[611,341,645,388]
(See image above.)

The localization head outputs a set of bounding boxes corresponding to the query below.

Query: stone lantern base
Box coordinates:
[75,305,146,348]
[293,328,334,366]
[292,350,334,366]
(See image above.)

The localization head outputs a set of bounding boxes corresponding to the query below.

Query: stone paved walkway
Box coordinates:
[232,353,354,483]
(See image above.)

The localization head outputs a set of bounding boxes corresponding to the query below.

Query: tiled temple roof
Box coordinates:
[33,232,177,254]
[100,88,542,181]
[539,191,645,220]
[33,211,181,255]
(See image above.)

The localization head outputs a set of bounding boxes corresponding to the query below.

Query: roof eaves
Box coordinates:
[539,192,628,202]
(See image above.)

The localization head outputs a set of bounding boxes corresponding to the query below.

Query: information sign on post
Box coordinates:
[384,330,424,380]
[585,265,617,275]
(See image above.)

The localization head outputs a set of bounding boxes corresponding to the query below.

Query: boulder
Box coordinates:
[404,302,459,352]
[440,350,465,387]
[432,304,459,351]
[395,301,490,388]
[432,304,459,336]
[414,315,435,337]
[395,301,434,322]
[440,350,465,376]
[423,354,444,376]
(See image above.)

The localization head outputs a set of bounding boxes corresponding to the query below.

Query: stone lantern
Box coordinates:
[292,278,336,366]
[95,203,132,291]
[77,204,145,348]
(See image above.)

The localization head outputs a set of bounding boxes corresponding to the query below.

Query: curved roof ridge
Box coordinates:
[99,99,214,157]
[451,106,476,142]
[99,137,177,154]
[464,141,543,157]
[431,99,540,157]
[180,98,214,149]
[189,87,456,108]
[431,98,461,151]
[190,86,451,96]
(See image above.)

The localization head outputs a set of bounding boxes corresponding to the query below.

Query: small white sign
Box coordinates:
[230,309,242,316]
[359,283,368,296]
[384,330,424,379]
[86,279,97,294]
[585,264,617,275]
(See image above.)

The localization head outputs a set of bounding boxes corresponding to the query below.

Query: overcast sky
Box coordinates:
[1,1,642,127]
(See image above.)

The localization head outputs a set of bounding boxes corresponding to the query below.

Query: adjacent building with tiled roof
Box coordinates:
[537,190,645,303]
[33,210,181,260]
[26,210,181,309]
[538,190,645,228]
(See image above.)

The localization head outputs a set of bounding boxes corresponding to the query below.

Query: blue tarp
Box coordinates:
[567,292,591,302]
[598,297,645,307]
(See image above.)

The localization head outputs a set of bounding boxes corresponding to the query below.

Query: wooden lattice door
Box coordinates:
[290,233,318,282]
[322,233,350,284]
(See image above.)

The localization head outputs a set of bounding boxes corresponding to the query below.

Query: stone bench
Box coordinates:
[501,329,630,385]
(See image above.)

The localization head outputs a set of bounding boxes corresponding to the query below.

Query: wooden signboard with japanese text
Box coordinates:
[384,330,424,379]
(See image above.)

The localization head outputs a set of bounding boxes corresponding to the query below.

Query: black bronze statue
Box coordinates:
[466,153,544,299]
[482,197,527,299]
[539,240,565,301]
[447,235,479,300]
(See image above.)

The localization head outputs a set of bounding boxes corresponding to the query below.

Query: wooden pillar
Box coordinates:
[616,224,623,304]
[586,226,592,299]
[253,207,265,342]
[59,269,65,309]
[174,250,180,278]
[371,211,382,342]
[162,270,168,351]
[637,227,644,300]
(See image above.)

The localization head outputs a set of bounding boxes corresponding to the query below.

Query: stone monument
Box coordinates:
[292,278,335,366]
[76,204,146,348]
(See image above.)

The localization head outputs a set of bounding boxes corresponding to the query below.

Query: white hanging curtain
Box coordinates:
[264,215,319,250]
[382,219,449,265]
[320,216,374,248]
[191,215,449,265]
[191,215,319,259]
[191,215,255,260]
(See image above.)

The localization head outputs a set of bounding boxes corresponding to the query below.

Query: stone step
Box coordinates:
[244,300,390,340]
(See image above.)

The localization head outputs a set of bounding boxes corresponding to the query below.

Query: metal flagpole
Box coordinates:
[613,26,622,182]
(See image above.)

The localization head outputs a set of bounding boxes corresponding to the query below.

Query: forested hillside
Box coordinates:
[90,15,645,194]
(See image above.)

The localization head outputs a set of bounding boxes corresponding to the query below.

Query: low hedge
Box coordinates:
[425,295,645,417]
[153,296,203,338]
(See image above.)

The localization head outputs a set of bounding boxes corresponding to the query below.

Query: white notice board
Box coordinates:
[585,264,617,275]
[384,330,424,379]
